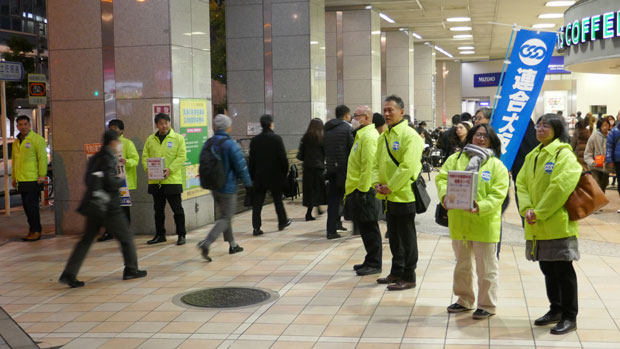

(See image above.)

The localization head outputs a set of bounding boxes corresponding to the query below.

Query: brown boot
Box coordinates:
[22,232,41,242]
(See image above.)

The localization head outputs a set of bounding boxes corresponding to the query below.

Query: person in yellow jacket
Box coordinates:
[516,113,582,335]
[345,105,382,276]
[436,123,509,320]
[98,119,140,242]
[11,115,48,242]
[142,113,187,246]
[372,95,424,291]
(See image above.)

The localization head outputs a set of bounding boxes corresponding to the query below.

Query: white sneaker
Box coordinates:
[617,209,620,214]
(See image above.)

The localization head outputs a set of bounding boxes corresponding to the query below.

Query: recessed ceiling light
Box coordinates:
[545,1,575,6]
[532,23,556,29]
[365,5,372,9]
[412,32,422,39]
[460,51,475,55]
[450,26,472,31]
[458,46,474,50]
[447,17,471,22]
[379,13,395,23]
[453,34,473,39]
[538,13,564,19]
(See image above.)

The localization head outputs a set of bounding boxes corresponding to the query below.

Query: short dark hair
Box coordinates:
[384,95,404,110]
[537,113,570,143]
[103,129,119,146]
[465,124,502,157]
[108,119,124,130]
[597,118,610,130]
[373,113,385,128]
[451,114,462,125]
[154,113,170,124]
[260,114,273,129]
[419,121,427,127]
[461,112,472,122]
[335,105,350,119]
[16,115,30,123]
[475,108,492,121]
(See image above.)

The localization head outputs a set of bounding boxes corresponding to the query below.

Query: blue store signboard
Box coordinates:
[547,55,571,74]
[474,72,502,87]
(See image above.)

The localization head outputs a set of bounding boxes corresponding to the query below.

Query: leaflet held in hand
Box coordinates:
[445,171,478,210]
[147,157,166,180]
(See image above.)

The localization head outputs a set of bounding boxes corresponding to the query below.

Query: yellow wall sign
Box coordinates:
[180,99,208,127]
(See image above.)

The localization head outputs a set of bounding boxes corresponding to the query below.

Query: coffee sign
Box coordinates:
[558,11,620,49]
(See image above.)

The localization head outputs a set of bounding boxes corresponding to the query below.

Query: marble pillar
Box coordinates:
[383,30,414,117]
[48,0,214,235]
[326,9,381,117]
[226,0,326,149]
[436,61,462,127]
[413,43,436,126]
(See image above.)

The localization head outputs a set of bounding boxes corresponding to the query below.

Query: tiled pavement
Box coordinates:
[2,175,620,348]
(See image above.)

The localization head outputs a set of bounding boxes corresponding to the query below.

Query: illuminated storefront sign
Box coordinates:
[558,11,620,49]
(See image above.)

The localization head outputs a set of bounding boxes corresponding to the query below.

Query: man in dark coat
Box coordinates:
[324,105,354,239]
[249,114,292,234]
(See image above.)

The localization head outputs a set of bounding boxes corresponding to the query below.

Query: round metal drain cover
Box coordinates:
[179,287,278,309]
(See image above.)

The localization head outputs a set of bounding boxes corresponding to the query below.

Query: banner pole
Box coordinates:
[2,80,9,216]
[491,24,518,123]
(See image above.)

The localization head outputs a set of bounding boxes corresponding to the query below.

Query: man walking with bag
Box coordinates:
[346,106,382,276]
[373,95,424,291]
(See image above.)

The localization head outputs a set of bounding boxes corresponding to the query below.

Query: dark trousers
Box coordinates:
[152,192,186,237]
[19,183,42,233]
[326,180,344,236]
[62,212,139,278]
[387,212,418,282]
[539,261,578,321]
[354,220,382,269]
[104,206,131,236]
[252,187,288,229]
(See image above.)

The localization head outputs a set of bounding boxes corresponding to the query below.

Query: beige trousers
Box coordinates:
[451,240,499,313]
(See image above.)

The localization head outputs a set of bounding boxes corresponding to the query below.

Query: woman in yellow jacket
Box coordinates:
[516,114,582,335]
[436,123,509,320]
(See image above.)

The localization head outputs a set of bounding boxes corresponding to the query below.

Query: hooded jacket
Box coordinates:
[211,130,252,194]
[606,124,620,164]
[584,130,607,173]
[516,139,582,241]
[324,118,354,188]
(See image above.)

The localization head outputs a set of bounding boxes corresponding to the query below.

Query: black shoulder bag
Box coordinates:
[384,137,431,214]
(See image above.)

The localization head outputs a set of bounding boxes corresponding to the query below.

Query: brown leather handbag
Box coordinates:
[564,171,609,221]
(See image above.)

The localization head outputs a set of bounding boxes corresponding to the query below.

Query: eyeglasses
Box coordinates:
[474,132,489,139]
[535,123,552,130]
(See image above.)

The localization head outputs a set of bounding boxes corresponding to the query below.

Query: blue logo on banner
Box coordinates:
[481,171,491,182]
[544,162,554,173]
[490,29,557,171]
[474,73,502,88]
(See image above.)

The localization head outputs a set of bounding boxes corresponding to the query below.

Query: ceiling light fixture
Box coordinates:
[545,1,575,6]
[447,17,471,22]
[434,45,453,58]
[379,13,395,23]
[538,13,564,19]
[532,23,556,29]
[453,34,473,39]
[458,46,474,50]
[460,51,475,55]
[450,26,472,31]
[412,32,422,39]
[365,5,372,9]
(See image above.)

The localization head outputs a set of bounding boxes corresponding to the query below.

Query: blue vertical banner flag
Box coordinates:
[491,29,557,171]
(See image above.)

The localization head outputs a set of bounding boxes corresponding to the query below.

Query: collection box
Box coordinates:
[147,157,166,180]
[445,171,478,211]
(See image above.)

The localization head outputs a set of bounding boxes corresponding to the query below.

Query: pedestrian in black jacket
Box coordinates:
[324,105,354,239]
[249,115,292,234]
[298,118,327,221]
[59,130,146,288]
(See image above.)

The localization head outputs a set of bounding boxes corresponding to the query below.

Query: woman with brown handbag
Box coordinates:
[516,113,583,335]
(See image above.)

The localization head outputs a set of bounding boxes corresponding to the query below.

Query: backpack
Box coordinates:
[282,164,300,199]
[199,136,230,190]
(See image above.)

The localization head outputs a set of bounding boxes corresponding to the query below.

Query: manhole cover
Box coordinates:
[178,287,279,309]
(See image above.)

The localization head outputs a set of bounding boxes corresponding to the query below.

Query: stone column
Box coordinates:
[226,0,326,149]
[383,30,414,117]
[48,0,214,235]
[413,43,436,126]
[326,9,381,117]
[436,61,462,126]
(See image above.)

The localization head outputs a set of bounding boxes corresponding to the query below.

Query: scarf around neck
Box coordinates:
[463,144,493,172]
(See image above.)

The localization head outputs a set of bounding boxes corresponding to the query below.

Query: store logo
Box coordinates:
[544,162,554,173]
[519,38,547,66]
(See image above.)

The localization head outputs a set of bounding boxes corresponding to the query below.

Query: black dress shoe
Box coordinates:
[279,219,292,231]
[97,232,113,242]
[550,319,577,335]
[59,273,85,288]
[305,215,316,221]
[353,264,365,271]
[534,311,562,326]
[447,303,472,313]
[253,229,264,236]
[387,280,416,291]
[147,236,166,245]
[356,266,381,276]
[337,223,347,231]
[376,274,400,284]
[123,269,147,280]
[176,236,186,245]
[229,245,244,254]
[472,309,494,319]
[327,233,341,240]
